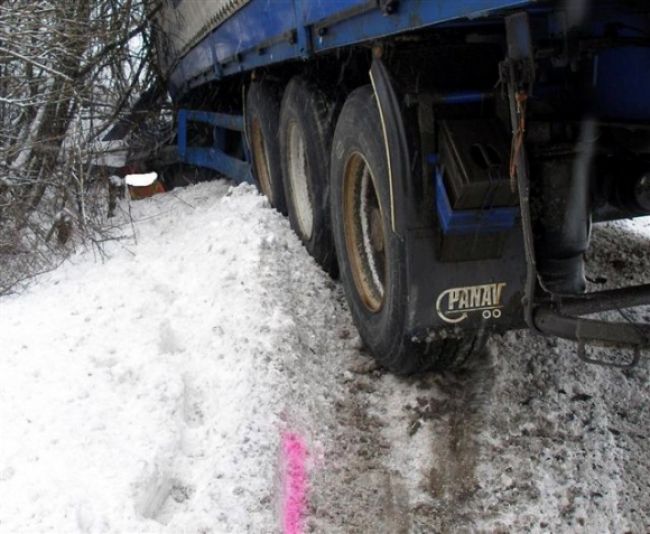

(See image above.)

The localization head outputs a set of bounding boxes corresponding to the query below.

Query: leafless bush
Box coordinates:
[0,0,162,295]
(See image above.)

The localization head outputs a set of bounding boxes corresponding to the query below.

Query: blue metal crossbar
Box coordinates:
[181,110,245,132]
[177,108,252,184]
[432,91,493,106]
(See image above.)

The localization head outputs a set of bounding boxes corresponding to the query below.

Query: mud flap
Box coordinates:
[369,56,527,341]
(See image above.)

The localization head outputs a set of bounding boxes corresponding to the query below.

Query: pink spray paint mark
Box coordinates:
[281,432,309,534]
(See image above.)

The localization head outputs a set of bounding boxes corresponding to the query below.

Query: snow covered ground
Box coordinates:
[0,181,648,533]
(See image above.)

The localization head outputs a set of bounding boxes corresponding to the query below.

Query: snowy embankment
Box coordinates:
[1,181,649,533]
[0,182,357,533]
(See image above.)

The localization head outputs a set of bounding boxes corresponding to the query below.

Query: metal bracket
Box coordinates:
[577,342,640,369]
[292,0,313,58]
[534,292,650,368]
[378,0,399,15]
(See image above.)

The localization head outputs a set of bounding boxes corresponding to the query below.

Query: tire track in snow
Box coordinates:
[252,194,650,532]
[256,216,416,533]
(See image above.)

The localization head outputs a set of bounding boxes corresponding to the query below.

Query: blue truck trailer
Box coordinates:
[151,0,650,373]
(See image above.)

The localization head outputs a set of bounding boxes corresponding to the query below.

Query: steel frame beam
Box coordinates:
[177,109,252,184]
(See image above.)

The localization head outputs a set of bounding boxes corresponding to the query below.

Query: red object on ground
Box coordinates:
[128,180,165,200]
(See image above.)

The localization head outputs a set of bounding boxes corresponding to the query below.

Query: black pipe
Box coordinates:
[534,307,650,348]
[558,283,650,315]
[535,119,597,294]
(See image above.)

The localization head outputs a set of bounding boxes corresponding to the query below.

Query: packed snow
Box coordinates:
[125,172,159,187]
[0,180,648,533]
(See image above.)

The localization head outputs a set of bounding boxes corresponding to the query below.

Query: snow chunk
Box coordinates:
[125,172,158,187]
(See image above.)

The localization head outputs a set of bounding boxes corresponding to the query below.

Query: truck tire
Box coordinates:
[246,81,287,214]
[279,77,338,276]
[330,86,481,374]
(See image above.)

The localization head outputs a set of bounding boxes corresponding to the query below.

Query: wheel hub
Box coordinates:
[287,121,314,240]
[251,118,272,200]
[343,152,387,312]
[370,207,384,253]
